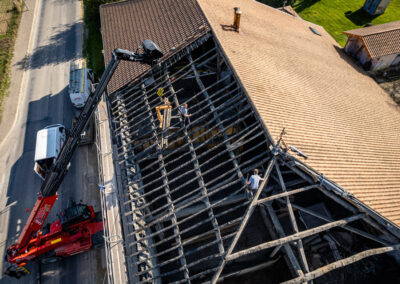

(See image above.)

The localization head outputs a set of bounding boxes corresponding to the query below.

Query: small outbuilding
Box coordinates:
[344,21,400,71]
[363,0,391,15]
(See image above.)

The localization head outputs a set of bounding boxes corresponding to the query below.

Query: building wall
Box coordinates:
[344,37,363,56]
[344,37,372,67]
[358,49,372,66]
[344,36,400,70]
[371,53,400,71]
[376,0,392,15]
[392,54,400,66]
[363,0,392,15]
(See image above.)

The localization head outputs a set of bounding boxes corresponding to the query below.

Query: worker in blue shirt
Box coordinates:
[180,103,191,127]
[246,169,264,199]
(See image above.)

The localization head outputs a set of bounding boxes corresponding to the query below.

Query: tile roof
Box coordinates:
[100,0,210,94]
[344,21,400,58]
[197,0,400,226]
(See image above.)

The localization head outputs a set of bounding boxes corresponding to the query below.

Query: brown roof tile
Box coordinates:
[344,21,400,58]
[100,0,210,94]
[197,0,400,226]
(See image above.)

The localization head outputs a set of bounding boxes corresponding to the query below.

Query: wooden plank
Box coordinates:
[226,214,365,261]
[141,83,191,281]
[256,185,317,205]
[216,258,280,282]
[317,186,400,243]
[282,244,400,284]
[264,204,304,277]
[275,163,310,275]
[211,157,276,284]
[188,52,247,187]
[277,200,392,246]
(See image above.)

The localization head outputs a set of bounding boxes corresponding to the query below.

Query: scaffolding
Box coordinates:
[104,34,400,283]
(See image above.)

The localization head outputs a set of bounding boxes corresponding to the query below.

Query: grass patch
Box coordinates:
[258,0,400,46]
[0,7,21,117]
[83,0,117,77]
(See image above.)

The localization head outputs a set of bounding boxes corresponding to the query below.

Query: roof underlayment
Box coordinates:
[100,0,400,283]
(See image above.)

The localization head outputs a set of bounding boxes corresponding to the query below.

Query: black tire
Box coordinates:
[41,256,62,264]
[91,230,104,248]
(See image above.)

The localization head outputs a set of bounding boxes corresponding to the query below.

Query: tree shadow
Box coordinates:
[16,22,82,70]
[344,8,379,26]
[292,0,321,14]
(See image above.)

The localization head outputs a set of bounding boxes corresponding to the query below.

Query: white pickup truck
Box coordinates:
[33,124,66,180]
[69,60,94,108]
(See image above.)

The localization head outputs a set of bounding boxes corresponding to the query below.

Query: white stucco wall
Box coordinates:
[376,0,392,14]
[371,53,399,71]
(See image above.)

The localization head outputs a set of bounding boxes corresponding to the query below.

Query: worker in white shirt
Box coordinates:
[180,103,191,127]
[246,169,264,199]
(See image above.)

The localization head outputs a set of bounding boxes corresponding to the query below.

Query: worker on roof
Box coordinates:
[180,103,191,127]
[246,169,264,199]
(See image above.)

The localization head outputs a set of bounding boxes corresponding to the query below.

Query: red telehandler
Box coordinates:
[5,41,163,274]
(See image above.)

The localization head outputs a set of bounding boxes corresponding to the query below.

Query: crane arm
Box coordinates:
[11,42,163,254]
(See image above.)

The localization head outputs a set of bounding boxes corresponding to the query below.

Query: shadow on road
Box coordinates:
[16,22,83,71]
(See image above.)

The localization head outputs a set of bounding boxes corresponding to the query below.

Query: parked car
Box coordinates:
[34,124,66,180]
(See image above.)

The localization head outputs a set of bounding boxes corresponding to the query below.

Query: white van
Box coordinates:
[34,124,66,180]
[69,60,94,108]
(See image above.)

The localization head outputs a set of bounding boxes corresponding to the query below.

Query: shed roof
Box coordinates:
[197,0,400,226]
[344,21,400,58]
[100,0,210,94]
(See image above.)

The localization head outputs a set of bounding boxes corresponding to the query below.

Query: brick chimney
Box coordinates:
[233,7,242,32]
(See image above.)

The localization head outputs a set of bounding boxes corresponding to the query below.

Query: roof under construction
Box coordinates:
[197,0,400,226]
[100,0,400,283]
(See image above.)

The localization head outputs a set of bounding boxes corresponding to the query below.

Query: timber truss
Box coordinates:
[107,34,400,283]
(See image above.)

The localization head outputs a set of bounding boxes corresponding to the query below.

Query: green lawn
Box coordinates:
[259,0,400,46]
[83,0,118,77]
[0,7,21,118]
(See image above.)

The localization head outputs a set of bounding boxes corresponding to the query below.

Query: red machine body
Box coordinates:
[6,195,103,265]
[5,43,163,270]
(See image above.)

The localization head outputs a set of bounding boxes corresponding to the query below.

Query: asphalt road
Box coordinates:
[0,0,106,283]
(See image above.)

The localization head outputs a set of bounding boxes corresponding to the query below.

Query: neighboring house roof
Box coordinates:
[100,0,210,94]
[197,0,400,225]
[344,21,400,58]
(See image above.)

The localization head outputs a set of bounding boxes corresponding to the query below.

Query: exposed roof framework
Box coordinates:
[107,34,400,283]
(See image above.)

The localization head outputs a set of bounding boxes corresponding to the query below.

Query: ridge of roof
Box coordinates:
[101,0,136,8]
[344,20,400,37]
